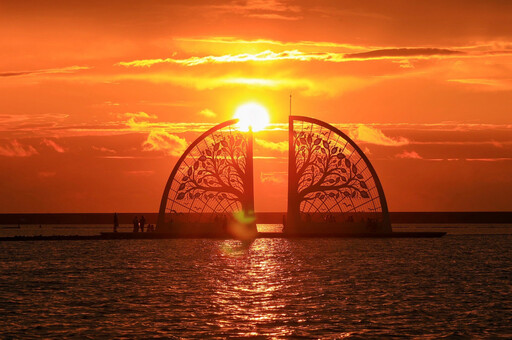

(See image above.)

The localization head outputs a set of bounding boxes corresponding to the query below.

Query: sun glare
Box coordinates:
[234,103,270,132]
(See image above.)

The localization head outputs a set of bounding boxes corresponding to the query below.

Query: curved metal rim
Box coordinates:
[157,119,239,227]
[290,115,390,223]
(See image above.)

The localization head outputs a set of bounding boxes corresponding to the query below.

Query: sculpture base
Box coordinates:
[283,221,392,235]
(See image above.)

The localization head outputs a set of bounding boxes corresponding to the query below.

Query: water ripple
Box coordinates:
[0,235,511,338]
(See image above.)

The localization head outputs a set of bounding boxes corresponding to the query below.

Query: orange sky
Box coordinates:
[1,0,512,213]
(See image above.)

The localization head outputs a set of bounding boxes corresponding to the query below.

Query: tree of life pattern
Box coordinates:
[159,120,250,224]
[292,118,384,216]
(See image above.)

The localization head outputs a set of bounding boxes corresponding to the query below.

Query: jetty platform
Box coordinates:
[0,231,446,242]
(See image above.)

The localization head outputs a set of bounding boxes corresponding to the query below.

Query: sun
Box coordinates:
[234,103,270,132]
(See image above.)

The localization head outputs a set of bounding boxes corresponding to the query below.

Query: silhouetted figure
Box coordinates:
[113,212,119,233]
[140,215,146,232]
[133,216,139,232]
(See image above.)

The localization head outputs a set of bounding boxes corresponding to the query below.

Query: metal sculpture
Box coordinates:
[157,114,391,236]
[157,119,255,233]
[287,116,391,233]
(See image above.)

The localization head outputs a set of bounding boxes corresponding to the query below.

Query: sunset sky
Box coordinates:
[1,0,512,213]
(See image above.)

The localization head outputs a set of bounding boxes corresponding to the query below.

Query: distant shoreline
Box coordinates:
[1,212,511,225]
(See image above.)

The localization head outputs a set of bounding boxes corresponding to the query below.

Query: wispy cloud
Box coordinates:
[142,130,188,156]
[123,112,157,119]
[42,139,66,153]
[465,158,512,162]
[0,66,90,77]
[92,146,117,154]
[175,37,369,50]
[255,138,288,152]
[110,72,372,97]
[117,50,313,67]
[209,0,301,21]
[349,125,409,146]
[396,150,423,159]
[0,140,38,157]
[344,48,463,59]
[198,108,216,118]
[447,78,512,90]
[117,47,497,68]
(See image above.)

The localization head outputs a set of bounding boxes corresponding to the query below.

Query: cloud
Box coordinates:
[142,130,188,156]
[42,139,66,153]
[344,48,464,59]
[175,37,368,51]
[123,112,157,119]
[248,13,301,20]
[111,72,368,97]
[465,158,512,162]
[260,172,287,183]
[199,109,216,118]
[255,138,288,152]
[124,111,158,131]
[210,0,301,21]
[116,47,475,68]
[92,146,116,154]
[0,66,90,77]
[396,150,423,159]
[0,113,70,138]
[0,140,38,157]
[447,78,512,90]
[349,125,409,146]
[117,50,317,67]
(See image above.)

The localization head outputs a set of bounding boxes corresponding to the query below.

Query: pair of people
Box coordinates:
[113,214,152,232]
[132,215,146,232]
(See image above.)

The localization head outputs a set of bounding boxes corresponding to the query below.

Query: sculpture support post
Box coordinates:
[245,127,255,217]
[286,115,299,232]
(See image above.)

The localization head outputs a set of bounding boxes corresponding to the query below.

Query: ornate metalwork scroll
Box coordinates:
[157,119,253,230]
[287,116,391,232]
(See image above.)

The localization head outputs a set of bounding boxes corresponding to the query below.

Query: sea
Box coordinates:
[0,224,510,338]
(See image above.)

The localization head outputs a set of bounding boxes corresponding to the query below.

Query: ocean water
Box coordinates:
[0,229,511,338]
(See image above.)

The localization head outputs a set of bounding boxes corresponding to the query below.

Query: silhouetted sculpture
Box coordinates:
[157,119,256,236]
[286,116,391,234]
[156,115,392,237]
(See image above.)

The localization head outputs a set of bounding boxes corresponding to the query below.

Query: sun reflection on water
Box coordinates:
[209,238,296,336]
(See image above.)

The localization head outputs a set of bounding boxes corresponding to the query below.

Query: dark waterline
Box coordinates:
[0,235,511,338]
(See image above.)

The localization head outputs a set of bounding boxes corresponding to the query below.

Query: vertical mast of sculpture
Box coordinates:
[244,127,255,218]
[286,116,299,231]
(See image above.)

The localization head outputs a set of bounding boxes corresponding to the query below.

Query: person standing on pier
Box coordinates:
[113,212,119,233]
[132,216,139,232]
[139,215,146,232]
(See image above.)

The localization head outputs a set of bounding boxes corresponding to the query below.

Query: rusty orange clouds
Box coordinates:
[1,0,512,212]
